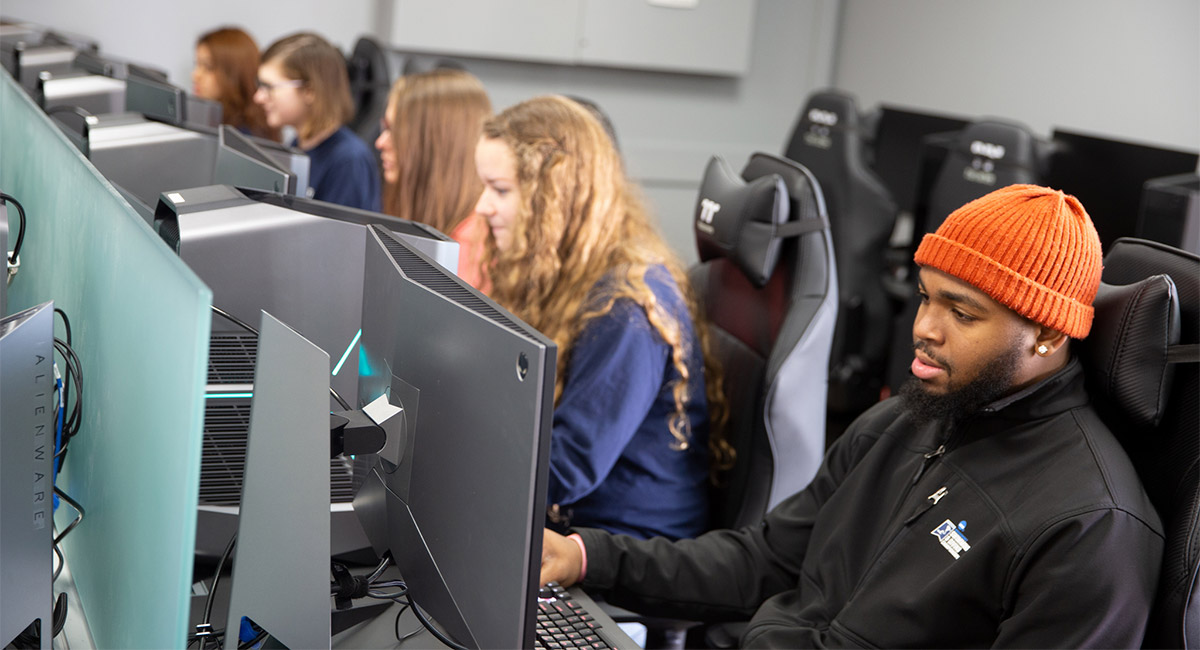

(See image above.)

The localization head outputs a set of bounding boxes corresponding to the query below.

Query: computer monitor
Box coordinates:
[124,72,185,125]
[72,50,167,82]
[214,125,296,195]
[868,105,971,215]
[353,224,556,649]
[152,185,460,558]
[1137,173,1200,255]
[1046,129,1199,251]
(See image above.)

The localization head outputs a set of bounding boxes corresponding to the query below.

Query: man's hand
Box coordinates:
[540,528,583,587]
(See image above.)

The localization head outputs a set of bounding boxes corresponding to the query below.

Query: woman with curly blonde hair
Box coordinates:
[475,95,731,540]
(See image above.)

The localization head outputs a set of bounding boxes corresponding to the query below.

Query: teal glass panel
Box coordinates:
[1,70,211,649]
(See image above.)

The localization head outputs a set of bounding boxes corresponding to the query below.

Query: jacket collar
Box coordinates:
[979,356,1088,421]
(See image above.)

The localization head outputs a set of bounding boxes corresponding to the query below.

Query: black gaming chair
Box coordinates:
[604,153,836,649]
[345,37,401,146]
[1077,238,1200,648]
[885,119,1049,393]
[689,152,838,531]
[783,90,899,432]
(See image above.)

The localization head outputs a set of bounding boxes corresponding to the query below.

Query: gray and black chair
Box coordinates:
[689,151,838,531]
[783,90,899,436]
[1077,238,1200,648]
[605,152,837,649]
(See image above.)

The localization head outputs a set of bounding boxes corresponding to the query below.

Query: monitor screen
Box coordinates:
[869,105,971,215]
[354,224,556,649]
[1046,129,1199,251]
[214,125,295,195]
[1137,173,1200,255]
[124,73,184,125]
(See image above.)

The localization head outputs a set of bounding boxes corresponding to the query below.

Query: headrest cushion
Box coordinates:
[694,156,789,287]
[1080,274,1180,428]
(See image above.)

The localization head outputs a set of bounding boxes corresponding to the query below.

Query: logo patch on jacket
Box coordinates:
[931,519,970,559]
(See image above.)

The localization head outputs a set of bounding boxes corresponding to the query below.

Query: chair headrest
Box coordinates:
[1079,274,1181,428]
[694,156,790,287]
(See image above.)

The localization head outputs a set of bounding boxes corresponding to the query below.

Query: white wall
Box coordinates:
[1,0,381,92]
[2,0,839,264]
[834,0,1200,153]
[400,0,839,264]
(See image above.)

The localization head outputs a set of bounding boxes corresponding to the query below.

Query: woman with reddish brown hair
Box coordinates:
[193,27,278,141]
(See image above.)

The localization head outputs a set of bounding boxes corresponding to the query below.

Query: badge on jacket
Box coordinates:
[931,519,971,559]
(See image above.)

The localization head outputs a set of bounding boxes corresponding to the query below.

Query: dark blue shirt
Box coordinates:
[298,126,381,212]
[549,266,710,540]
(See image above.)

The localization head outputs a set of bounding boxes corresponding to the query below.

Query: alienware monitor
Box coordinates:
[353,224,556,649]
[214,125,296,195]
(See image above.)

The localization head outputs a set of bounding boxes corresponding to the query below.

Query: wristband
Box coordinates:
[567,533,587,582]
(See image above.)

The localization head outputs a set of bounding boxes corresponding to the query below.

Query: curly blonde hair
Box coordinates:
[483,95,732,473]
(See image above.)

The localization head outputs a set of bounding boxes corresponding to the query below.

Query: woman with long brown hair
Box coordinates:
[376,69,492,291]
[475,95,731,540]
[192,27,278,141]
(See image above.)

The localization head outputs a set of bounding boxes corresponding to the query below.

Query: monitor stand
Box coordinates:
[223,311,331,649]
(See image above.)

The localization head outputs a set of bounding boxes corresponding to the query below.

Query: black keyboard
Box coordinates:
[535,582,617,649]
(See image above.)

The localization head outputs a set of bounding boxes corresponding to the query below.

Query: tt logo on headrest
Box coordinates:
[698,198,721,230]
[807,108,838,126]
[969,140,1006,160]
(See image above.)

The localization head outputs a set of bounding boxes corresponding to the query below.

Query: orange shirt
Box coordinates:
[450,212,491,295]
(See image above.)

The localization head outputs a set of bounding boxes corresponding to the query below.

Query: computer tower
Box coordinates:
[1,302,55,648]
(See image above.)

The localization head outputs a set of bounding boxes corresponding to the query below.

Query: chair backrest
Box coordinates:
[921,118,1044,234]
[345,36,399,144]
[783,90,898,417]
[689,152,838,530]
[1076,237,1200,648]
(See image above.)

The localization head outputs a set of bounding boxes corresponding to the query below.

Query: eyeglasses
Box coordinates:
[255,79,305,95]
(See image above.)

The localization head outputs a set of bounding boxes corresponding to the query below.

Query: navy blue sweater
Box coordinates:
[298,126,381,212]
[549,266,710,540]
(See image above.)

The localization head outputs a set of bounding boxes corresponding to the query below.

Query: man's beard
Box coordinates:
[899,341,1024,426]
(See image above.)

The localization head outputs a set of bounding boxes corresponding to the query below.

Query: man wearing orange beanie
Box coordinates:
[541,185,1163,647]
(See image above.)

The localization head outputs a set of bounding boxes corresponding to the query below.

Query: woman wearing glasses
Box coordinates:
[255,32,380,211]
[375,69,493,291]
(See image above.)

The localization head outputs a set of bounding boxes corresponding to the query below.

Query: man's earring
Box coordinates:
[1036,344,1049,356]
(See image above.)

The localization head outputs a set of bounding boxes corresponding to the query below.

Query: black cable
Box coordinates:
[365,552,391,583]
[409,599,469,650]
[52,486,84,545]
[0,192,26,264]
[55,308,72,345]
[393,602,413,642]
[51,592,68,637]
[198,532,237,650]
[53,339,82,436]
[52,543,64,582]
[210,305,351,410]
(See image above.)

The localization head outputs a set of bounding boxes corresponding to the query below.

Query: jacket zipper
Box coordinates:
[845,425,966,601]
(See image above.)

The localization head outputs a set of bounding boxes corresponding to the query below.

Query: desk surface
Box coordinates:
[332,585,640,650]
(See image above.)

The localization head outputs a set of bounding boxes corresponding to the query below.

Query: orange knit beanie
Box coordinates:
[914,184,1103,339]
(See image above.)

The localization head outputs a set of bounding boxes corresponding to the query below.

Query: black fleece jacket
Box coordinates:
[577,359,1164,648]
